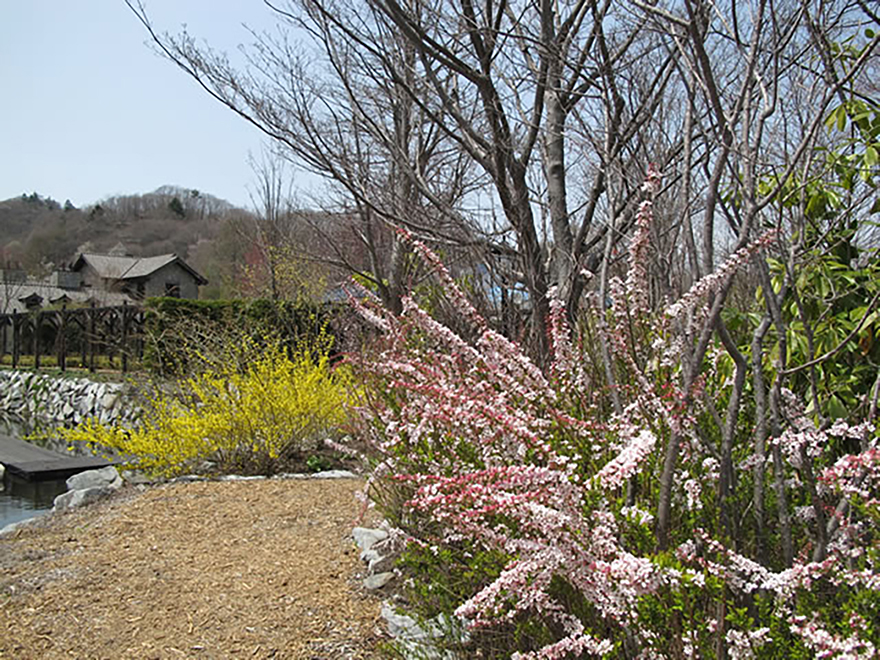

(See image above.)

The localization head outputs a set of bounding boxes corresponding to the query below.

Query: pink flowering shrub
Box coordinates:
[347,178,880,658]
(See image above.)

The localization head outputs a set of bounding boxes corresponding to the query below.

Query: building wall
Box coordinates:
[142,262,200,299]
[79,264,112,291]
[51,270,83,289]
[75,260,201,299]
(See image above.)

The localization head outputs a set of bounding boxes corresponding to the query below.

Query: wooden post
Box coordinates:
[33,312,41,370]
[88,302,96,373]
[12,311,20,369]
[0,316,7,365]
[121,302,129,373]
[107,308,114,369]
[79,312,87,369]
[58,305,67,372]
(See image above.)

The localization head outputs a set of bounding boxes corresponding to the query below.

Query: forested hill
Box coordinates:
[0,187,251,292]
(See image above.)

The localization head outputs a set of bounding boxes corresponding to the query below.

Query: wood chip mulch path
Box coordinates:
[0,478,386,659]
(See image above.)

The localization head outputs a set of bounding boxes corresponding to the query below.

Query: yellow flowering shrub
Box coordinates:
[61,340,356,477]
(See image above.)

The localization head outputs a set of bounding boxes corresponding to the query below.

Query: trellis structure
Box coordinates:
[0,303,145,373]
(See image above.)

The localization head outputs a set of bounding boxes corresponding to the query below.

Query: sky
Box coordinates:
[0,1,310,211]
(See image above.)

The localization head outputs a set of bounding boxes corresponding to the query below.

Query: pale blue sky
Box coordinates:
[0,1,305,210]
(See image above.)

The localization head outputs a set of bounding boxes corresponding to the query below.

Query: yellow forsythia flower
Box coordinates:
[60,340,356,477]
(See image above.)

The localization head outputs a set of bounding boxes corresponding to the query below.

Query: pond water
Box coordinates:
[0,471,68,529]
[0,416,70,530]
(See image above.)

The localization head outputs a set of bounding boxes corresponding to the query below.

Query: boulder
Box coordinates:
[311,469,358,479]
[355,526,398,573]
[66,466,121,491]
[381,604,432,640]
[380,604,470,659]
[364,571,395,590]
[369,552,396,574]
[53,486,114,511]
[353,527,388,554]
[361,547,382,565]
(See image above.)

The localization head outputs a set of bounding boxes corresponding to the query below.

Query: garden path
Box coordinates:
[0,478,384,659]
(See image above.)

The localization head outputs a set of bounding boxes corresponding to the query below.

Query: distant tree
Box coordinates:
[127,1,481,319]
[88,204,104,220]
[25,225,68,270]
[168,196,186,218]
[188,214,254,299]
[236,152,332,301]
[1,241,23,262]
[0,265,27,314]
[3,184,246,277]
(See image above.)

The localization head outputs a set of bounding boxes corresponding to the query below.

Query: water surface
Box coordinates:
[0,415,69,530]
[0,472,67,529]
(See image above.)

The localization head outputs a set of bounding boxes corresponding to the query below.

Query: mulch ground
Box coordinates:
[0,478,386,659]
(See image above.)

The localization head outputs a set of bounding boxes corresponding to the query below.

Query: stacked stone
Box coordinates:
[0,370,137,427]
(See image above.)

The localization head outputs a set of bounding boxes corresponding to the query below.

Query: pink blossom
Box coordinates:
[345,281,398,333]
[626,165,663,315]
[683,478,702,511]
[592,429,656,490]
[626,198,655,314]
[548,286,587,391]
[345,228,878,659]
[665,230,776,320]
[789,614,877,659]
[725,627,770,660]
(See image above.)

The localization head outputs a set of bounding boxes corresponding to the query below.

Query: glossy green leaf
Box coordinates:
[828,394,848,420]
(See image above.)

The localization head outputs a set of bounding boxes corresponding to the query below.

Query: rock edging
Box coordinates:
[352,525,471,658]
[53,465,124,511]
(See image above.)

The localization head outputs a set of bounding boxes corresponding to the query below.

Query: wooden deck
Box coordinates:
[0,434,112,481]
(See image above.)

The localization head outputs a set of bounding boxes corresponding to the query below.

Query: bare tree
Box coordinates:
[360,0,684,355]
[126,0,682,354]
[242,152,299,300]
[126,0,482,315]
[0,265,28,315]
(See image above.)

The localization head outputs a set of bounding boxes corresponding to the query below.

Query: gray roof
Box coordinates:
[120,254,178,279]
[73,253,207,285]
[74,254,137,279]
[0,281,130,315]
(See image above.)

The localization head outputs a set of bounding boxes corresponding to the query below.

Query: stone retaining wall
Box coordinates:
[0,370,138,427]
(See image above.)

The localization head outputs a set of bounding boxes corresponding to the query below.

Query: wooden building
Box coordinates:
[70,253,207,300]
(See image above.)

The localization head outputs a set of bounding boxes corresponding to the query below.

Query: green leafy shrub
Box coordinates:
[142,297,336,375]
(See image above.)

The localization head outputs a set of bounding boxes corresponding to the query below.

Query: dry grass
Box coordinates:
[0,478,385,659]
